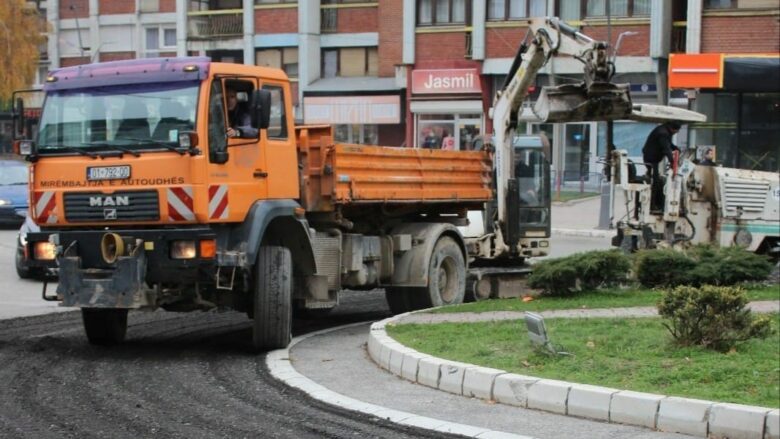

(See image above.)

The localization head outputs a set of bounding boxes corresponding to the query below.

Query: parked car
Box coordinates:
[16,215,55,279]
[0,159,29,226]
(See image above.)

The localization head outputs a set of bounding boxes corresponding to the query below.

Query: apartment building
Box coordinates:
[15,0,780,174]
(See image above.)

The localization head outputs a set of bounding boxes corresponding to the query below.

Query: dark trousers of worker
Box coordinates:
[645,162,664,212]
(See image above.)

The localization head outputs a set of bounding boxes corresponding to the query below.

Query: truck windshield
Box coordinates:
[514,147,548,208]
[37,82,199,153]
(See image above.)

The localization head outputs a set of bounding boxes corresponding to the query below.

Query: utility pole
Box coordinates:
[70,4,85,58]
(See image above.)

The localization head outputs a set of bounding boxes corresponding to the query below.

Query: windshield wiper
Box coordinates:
[40,144,100,159]
[100,143,141,158]
[114,138,187,156]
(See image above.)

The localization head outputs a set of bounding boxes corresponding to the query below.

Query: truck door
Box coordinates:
[205,76,268,222]
[258,81,298,200]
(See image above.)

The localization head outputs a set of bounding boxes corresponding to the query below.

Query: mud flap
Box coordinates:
[57,248,150,308]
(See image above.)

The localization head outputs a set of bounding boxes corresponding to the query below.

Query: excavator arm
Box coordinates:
[490,17,634,256]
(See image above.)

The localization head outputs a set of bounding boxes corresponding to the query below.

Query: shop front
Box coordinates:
[302,91,404,146]
[669,53,780,172]
[408,68,487,150]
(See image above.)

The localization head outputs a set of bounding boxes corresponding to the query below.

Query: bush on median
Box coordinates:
[528,250,631,296]
[658,284,773,352]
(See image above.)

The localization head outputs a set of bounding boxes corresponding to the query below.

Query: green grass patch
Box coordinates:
[387,314,780,408]
[430,285,779,314]
[554,191,599,202]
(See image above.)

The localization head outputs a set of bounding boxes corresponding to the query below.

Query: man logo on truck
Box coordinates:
[89,196,129,207]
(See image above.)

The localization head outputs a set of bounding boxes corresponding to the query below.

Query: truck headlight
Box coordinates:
[170,240,197,259]
[33,242,57,260]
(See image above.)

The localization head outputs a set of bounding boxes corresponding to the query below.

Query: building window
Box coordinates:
[321,8,338,32]
[703,0,733,8]
[416,114,482,150]
[488,0,547,20]
[417,0,469,26]
[703,0,778,9]
[321,48,378,78]
[145,27,176,57]
[256,47,298,78]
[334,124,378,145]
[255,0,297,3]
[558,0,650,20]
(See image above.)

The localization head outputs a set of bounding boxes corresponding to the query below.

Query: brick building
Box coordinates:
[21,0,780,173]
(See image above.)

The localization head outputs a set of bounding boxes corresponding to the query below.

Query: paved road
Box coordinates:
[0,226,623,438]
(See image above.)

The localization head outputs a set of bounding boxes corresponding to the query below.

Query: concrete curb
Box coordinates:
[370,313,779,439]
[267,321,535,439]
[551,228,614,238]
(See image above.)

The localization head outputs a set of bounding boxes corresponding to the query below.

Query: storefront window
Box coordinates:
[739,92,780,172]
[417,113,481,150]
[693,92,739,168]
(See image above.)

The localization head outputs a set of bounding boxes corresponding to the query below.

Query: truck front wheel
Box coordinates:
[82,308,128,345]
[252,246,292,352]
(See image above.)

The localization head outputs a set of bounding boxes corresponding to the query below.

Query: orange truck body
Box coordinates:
[21,57,496,348]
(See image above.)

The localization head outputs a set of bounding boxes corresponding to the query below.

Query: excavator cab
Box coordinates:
[505,135,551,256]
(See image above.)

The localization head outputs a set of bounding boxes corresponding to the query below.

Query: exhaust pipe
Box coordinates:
[100,233,126,264]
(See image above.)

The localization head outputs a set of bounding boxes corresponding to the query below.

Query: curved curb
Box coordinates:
[369,313,780,439]
[266,322,534,439]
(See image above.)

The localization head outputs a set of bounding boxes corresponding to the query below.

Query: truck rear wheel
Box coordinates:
[252,246,292,352]
[82,308,128,345]
[420,236,466,308]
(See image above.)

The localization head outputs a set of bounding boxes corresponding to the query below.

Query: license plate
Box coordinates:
[86,165,131,181]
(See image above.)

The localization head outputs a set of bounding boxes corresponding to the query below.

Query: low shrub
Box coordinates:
[529,250,631,296]
[528,258,579,296]
[577,250,632,290]
[635,249,696,288]
[657,285,773,352]
[636,245,772,288]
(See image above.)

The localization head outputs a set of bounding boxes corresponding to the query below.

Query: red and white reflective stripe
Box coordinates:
[34,191,58,224]
[167,186,195,221]
[208,184,229,220]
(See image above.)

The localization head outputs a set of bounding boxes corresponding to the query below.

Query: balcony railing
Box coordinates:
[187,10,243,40]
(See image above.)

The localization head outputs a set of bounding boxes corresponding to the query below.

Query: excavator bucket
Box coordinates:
[533,82,633,123]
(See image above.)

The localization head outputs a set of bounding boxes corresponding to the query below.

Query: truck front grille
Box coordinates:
[64,190,160,222]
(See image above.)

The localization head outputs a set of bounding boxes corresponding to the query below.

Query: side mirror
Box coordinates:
[13,97,25,139]
[251,89,272,130]
[212,149,229,164]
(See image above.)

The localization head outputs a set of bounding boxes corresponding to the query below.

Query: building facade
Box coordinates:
[18,0,780,174]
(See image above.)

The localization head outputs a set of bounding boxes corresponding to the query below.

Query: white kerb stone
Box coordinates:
[367,333,381,362]
[657,396,713,437]
[567,383,618,421]
[400,352,427,382]
[438,361,470,395]
[417,357,442,389]
[462,367,505,400]
[527,379,571,415]
[708,403,769,439]
[388,348,406,376]
[492,374,539,408]
[610,390,665,429]
[764,409,779,439]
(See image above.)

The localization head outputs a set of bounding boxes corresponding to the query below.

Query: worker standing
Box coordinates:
[642,121,682,212]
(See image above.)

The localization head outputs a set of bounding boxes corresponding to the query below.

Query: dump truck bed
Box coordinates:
[297,126,493,213]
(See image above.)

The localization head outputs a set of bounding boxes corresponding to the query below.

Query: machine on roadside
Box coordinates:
[610,148,780,255]
[12,17,701,349]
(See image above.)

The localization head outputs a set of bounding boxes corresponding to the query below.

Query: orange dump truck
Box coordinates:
[14,57,524,350]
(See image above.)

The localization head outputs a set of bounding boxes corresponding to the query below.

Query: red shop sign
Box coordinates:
[411,68,481,94]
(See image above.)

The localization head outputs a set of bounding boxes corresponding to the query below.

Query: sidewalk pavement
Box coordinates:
[550,191,627,238]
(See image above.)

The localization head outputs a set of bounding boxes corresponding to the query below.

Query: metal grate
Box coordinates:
[312,233,341,290]
[722,178,770,214]
[64,190,160,222]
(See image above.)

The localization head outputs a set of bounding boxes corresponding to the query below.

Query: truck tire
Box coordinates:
[408,236,466,309]
[82,308,128,345]
[252,246,292,352]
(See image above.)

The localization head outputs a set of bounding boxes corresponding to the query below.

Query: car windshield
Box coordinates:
[0,164,28,185]
[37,81,199,153]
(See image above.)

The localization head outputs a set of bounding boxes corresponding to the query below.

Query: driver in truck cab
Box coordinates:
[226,86,257,139]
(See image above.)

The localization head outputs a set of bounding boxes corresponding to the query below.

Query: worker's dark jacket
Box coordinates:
[642,125,679,165]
